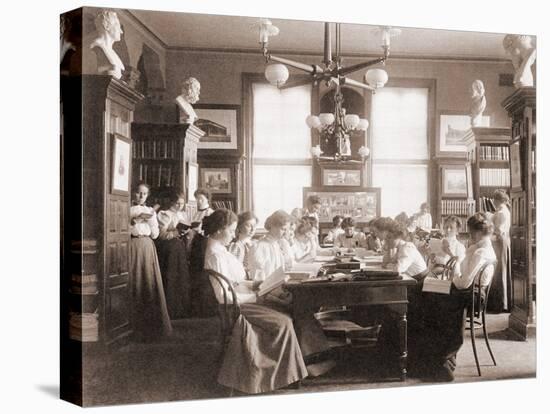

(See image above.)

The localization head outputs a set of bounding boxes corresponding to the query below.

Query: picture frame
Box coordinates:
[187,162,199,202]
[437,111,490,156]
[510,138,522,190]
[321,167,362,187]
[111,134,131,195]
[303,187,381,225]
[194,104,241,152]
[201,167,232,194]
[441,164,469,197]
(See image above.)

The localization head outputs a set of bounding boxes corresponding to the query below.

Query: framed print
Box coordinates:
[438,111,490,155]
[322,168,362,187]
[111,134,131,195]
[441,165,468,197]
[194,104,241,151]
[303,187,381,225]
[187,162,198,202]
[510,139,522,190]
[201,167,232,194]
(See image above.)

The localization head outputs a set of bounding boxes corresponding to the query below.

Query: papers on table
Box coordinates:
[257,262,325,296]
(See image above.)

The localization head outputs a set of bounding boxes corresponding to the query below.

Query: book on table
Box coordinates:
[257,262,324,296]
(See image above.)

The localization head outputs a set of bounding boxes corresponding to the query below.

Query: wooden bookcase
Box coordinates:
[436,159,475,234]
[464,127,511,213]
[197,151,243,213]
[131,123,204,218]
[502,87,536,339]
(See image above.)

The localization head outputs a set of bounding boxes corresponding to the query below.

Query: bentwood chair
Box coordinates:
[441,256,458,280]
[466,260,498,376]
[204,269,241,361]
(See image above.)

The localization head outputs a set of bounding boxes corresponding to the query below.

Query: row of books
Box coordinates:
[479,145,509,161]
[69,312,99,342]
[440,199,476,216]
[212,200,235,211]
[479,168,510,187]
[479,197,496,213]
[132,139,178,159]
[136,164,176,188]
[70,273,98,295]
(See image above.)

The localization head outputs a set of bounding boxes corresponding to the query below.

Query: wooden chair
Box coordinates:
[441,256,458,280]
[465,260,498,376]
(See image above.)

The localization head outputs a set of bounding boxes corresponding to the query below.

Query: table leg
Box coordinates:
[398,313,407,381]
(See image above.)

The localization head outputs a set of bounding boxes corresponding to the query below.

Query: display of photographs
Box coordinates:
[438,112,490,155]
[201,167,232,194]
[111,134,131,195]
[194,104,240,151]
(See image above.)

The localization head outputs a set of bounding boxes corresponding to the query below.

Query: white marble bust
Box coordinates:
[175,77,201,124]
[90,10,125,79]
[503,34,536,88]
[470,80,487,127]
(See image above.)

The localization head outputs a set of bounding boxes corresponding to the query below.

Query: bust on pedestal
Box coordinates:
[175,77,201,125]
[89,10,125,80]
[503,34,536,88]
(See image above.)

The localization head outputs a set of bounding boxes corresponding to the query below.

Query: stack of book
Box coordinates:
[69,312,99,342]
[70,273,98,295]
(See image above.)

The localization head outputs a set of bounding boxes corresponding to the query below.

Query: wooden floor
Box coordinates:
[80,313,536,407]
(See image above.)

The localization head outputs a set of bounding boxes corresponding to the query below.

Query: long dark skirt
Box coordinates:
[487,236,511,313]
[130,237,173,341]
[218,303,309,394]
[155,238,191,319]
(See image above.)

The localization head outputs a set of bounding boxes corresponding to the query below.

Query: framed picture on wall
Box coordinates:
[510,139,522,190]
[194,104,241,152]
[111,134,131,195]
[321,167,362,187]
[437,111,490,155]
[441,164,469,197]
[187,162,198,202]
[201,167,232,194]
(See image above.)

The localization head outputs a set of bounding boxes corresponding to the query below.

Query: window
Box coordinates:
[371,87,430,218]
[252,83,312,226]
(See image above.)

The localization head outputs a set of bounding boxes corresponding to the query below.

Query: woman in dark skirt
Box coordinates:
[156,192,192,319]
[129,182,172,341]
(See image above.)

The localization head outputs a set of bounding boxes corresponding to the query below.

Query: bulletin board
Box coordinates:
[303,187,381,225]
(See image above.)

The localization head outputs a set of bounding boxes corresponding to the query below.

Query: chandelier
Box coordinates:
[258,19,400,162]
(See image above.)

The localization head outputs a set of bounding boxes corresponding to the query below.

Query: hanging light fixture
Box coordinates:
[257,19,401,162]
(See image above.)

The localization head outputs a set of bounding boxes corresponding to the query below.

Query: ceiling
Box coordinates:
[129,9,510,60]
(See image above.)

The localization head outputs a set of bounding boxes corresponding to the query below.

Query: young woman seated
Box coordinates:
[414,213,497,382]
[333,217,367,249]
[292,217,319,263]
[323,215,344,245]
[249,210,336,377]
[228,211,258,277]
[364,219,383,252]
[428,215,466,276]
[203,209,309,394]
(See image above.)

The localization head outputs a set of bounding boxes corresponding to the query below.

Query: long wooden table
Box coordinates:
[284,275,417,380]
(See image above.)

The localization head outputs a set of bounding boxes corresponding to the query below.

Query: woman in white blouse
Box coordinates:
[156,192,191,318]
[415,213,497,382]
[129,183,172,341]
[429,215,466,275]
[203,209,308,394]
[489,189,512,312]
[292,217,319,263]
[228,211,258,275]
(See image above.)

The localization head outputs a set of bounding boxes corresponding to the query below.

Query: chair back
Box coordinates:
[441,256,458,280]
[469,260,497,319]
[204,269,241,342]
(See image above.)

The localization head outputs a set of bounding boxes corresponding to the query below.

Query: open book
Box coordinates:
[257,262,324,297]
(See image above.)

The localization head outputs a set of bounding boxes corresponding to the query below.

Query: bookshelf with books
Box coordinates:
[502,87,536,340]
[131,123,204,217]
[197,152,242,213]
[464,127,511,213]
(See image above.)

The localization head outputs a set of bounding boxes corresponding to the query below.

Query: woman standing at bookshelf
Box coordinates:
[129,182,172,341]
[156,192,192,319]
[203,209,309,394]
[489,189,512,312]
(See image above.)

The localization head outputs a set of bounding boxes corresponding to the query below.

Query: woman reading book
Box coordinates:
[156,192,192,318]
[203,209,308,394]
[129,182,172,341]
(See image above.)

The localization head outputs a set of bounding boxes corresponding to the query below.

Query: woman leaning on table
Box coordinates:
[203,209,308,394]
[156,192,192,319]
[413,212,497,382]
[129,182,172,341]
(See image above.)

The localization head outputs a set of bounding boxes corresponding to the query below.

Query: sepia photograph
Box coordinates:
[51,0,543,411]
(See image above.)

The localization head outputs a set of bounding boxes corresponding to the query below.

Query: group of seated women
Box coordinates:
[128,182,499,392]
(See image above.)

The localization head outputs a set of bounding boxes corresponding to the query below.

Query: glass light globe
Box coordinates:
[310,145,323,158]
[365,68,389,89]
[265,64,289,87]
[357,119,369,130]
[306,115,321,129]
[319,113,335,126]
[344,114,360,129]
[358,146,370,158]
